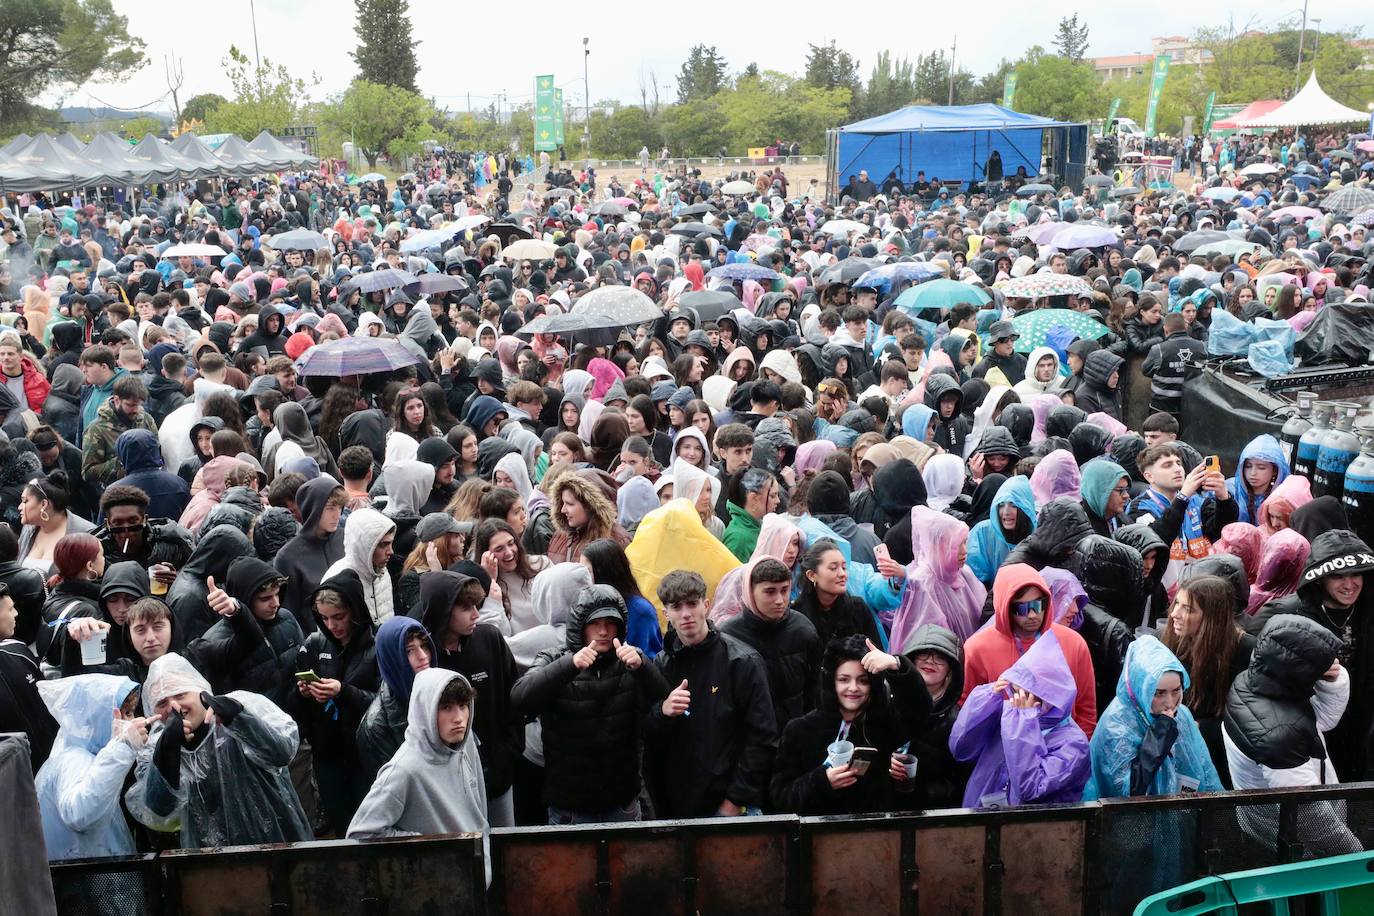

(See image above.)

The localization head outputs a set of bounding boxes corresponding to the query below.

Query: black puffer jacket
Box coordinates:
[644,625,778,817]
[290,569,379,757]
[770,635,931,815]
[510,584,670,811]
[1114,314,1165,357]
[720,604,822,734]
[1073,535,1140,716]
[1245,530,1374,778]
[1073,350,1124,420]
[1005,497,1095,570]
[0,559,49,646]
[95,517,194,571]
[1225,614,1341,770]
[189,556,304,708]
[924,374,969,454]
[902,625,970,809]
[1113,524,1169,627]
[996,403,1034,457]
[166,525,254,643]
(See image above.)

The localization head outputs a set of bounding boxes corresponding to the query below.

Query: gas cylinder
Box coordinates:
[1313,403,1361,501]
[1293,401,1335,482]
[1279,391,1317,468]
[1341,424,1374,548]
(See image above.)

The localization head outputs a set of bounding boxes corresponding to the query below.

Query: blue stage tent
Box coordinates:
[826,103,1089,199]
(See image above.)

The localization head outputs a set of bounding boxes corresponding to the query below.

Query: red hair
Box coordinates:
[48,533,102,589]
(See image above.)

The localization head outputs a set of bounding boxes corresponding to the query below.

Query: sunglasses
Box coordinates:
[1010,599,1044,617]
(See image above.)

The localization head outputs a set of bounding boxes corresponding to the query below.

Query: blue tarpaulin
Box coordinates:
[832,103,1087,194]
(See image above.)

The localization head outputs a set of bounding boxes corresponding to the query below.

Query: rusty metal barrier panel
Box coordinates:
[158,834,486,916]
[489,815,798,916]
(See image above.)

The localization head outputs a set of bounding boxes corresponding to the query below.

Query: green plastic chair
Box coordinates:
[1133,850,1374,915]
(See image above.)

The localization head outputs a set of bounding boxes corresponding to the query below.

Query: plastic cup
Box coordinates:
[79,630,107,666]
[894,753,918,792]
[148,566,169,597]
[826,740,854,768]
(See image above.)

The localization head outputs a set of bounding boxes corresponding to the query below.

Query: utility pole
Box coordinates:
[1312,18,1321,58]
[1293,0,1309,96]
[583,37,591,147]
[249,0,264,103]
[948,35,957,106]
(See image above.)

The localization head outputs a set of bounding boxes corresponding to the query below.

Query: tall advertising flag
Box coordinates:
[1202,91,1217,133]
[1107,97,1122,126]
[534,75,557,152]
[1002,72,1018,109]
[1143,56,1171,138]
[553,88,565,147]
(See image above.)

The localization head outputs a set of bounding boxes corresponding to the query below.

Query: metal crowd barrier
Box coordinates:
[43,783,1374,916]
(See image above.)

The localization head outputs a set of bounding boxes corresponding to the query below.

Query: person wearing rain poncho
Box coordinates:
[965,476,1037,588]
[36,673,151,862]
[888,507,987,651]
[949,627,1091,809]
[127,653,311,848]
[1226,434,1289,526]
[347,668,491,886]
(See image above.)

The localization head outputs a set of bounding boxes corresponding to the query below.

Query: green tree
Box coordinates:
[712,71,848,153]
[320,80,433,168]
[202,46,318,138]
[590,106,661,159]
[804,41,861,114]
[860,51,916,119]
[181,93,227,125]
[676,45,728,104]
[120,116,166,139]
[0,0,146,128]
[1053,15,1091,63]
[1011,46,1106,123]
[351,0,419,91]
[659,101,728,156]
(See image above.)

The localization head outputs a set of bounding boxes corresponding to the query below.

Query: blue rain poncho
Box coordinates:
[1084,636,1222,800]
[126,653,311,848]
[1226,434,1290,525]
[966,476,1037,588]
[36,674,141,861]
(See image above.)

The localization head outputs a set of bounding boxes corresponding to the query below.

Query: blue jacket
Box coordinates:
[111,429,191,521]
[1226,434,1290,525]
[967,477,1037,587]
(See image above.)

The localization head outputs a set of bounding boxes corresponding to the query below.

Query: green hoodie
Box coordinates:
[721,501,762,563]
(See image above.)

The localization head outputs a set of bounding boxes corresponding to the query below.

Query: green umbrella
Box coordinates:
[894,279,990,312]
[1010,308,1111,353]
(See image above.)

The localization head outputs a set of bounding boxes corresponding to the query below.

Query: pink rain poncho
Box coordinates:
[1030,394,1061,444]
[1216,523,1263,584]
[1030,449,1081,507]
[889,507,987,652]
[1257,474,1313,538]
[1244,529,1311,615]
[707,513,803,624]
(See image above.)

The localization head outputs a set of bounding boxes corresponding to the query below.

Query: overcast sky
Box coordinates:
[63,1,1366,116]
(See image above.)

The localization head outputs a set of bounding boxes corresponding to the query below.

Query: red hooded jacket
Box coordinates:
[960,563,1098,737]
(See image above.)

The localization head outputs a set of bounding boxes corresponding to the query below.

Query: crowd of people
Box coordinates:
[1,125,1373,885]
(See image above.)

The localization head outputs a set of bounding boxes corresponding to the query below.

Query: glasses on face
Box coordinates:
[1112,486,1131,497]
[1010,599,1044,617]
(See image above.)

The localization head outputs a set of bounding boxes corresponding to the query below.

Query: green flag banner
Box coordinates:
[553,88,565,147]
[534,74,557,152]
[1143,56,1170,137]
[1002,72,1018,110]
[1107,97,1121,125]
[1202,90,1217,133]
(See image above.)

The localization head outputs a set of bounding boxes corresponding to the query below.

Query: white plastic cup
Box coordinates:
[894,752,918,792]
[826,740,854,768]
[79,630,107,666]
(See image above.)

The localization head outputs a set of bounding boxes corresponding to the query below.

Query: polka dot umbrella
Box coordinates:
[1009,308,1112,353]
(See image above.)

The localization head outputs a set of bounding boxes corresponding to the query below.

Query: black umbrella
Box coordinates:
[677,202,717,217]
[677,290,740,322]
[353,268,417,294]
[1172,229,1232,253]
[404,274,469,296]
[818,258,882,285]
[485,222,533,244]
[669,222,723,237]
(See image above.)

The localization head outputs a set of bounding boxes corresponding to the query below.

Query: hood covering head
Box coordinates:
[1069,423,1112,466]
[922,454,967,512]
[1228,434,1290,524]
[375,615,437,702]
[384,460,435,517]
[1000,626,1077,725]
[1295,529,1374,607]
[1045,405,1087,440]
[532,562,594,629]
[891,506,986,650]
[341,507,398,575]
[565,584,627,652]
[296,476,343,535]
[141,653,212,716]
[1216,523,1263,585]
[405,667,478,758]
[339,409,389,464]
[1258,474,1312,537]
[38,673,140,755]
[996,403,1034,451]
[310,567,371,637]
[1111,433,1147,482]
[253,506,300,560]
[1073,534,1144,616]
[464,395,508,438]
[1246,529,1312,615]
[1289,496,1348,545]
[872,458,926,525]
[418,570,480,644]
[115,428,164,472]
[1079,459,1128,520]
[1030,449,1081,506]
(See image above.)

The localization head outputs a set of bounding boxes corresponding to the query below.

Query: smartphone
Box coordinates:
[850,746,880,777]
[295,670,322,684]
[1204,455,1220,474]
[874,543,891,565]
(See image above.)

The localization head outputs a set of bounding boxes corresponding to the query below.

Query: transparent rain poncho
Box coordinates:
[126,653,311,848]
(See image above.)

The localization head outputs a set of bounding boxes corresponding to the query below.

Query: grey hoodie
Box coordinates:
[347,668,489,883]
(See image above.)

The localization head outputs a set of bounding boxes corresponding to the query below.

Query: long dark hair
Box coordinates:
[391,387,429,442]
[474,518,538,583]
[318,384,361,454]
[1160,575,1241,719]
[582,537,644,600]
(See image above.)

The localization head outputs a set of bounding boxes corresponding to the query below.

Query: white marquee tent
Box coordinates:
[1238,72,1370,128]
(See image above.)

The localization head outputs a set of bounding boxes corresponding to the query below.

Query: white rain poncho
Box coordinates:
[126,653,311,848]
[36,674,142,862]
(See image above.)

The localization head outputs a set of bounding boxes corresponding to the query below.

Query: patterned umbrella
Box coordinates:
[295,337,422,377]
[1009,309,1111,352]
[1269,206,1322,222]
[997,275,1093,299]
[1351,209,1374,227]
[1047,224,1118,249]
[739,233,775,252]
[352,268,417,294]
[708,263,780,282]
[894,279,990,312]
[1322,185,1374,214]
[569,286,661,324]
[856,263,943,288]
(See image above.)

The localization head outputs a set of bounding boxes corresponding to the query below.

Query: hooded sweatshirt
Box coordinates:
[356,616,438,779]
[275,477,347,631]
[113,428,190,521]
[960,564,1098,738]
[1012,346,1064,402]
[346,669,490,883]
[1227,434,1290,525]
[324,508,397,626]
[950,627,1091,808]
